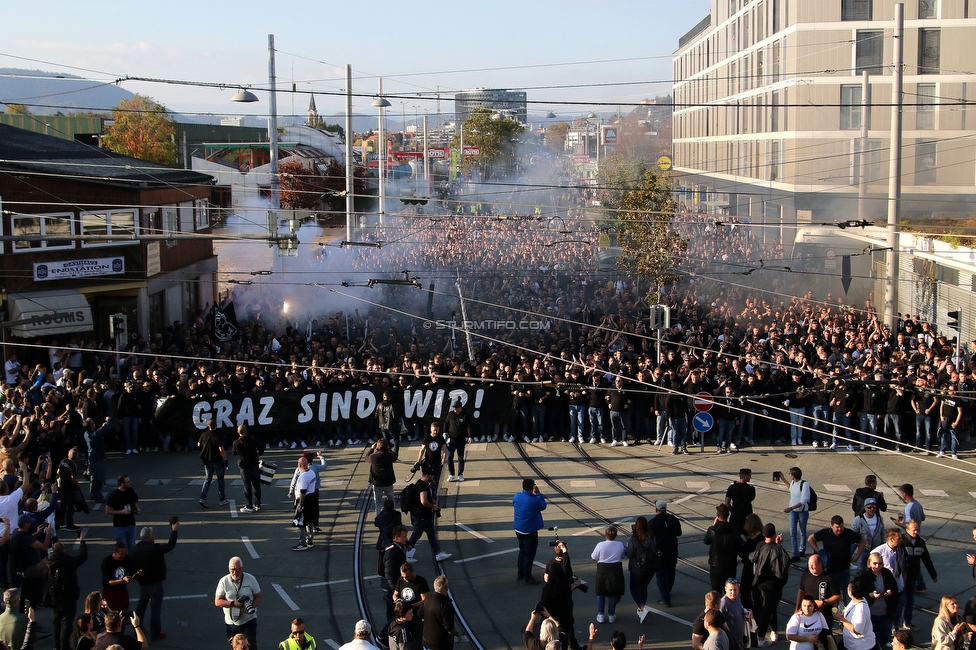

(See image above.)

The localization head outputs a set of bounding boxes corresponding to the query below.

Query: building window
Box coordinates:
[80,210,136,248]
[195,199,210,230]
[12,213,73,252]
[163,207,178,248]
[918,28,941,74]
[841,85,863,130]
[855,30,884,74]
[919,0,937,18]
[916,83,936,130]
[842,0,872,20]
[914,139,937,184]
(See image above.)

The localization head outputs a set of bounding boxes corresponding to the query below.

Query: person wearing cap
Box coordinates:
[649,500,682,607]
[852,475,887,518]
[513,478,546,586]
[851,499,886,572]
[337,619,380,650]
[444,400,471,482]
[279,618,315,650]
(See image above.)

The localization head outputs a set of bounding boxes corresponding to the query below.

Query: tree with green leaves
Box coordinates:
[4,104,30,115]
[449,107,525,178]
[102,94,178,166]
[610,167,687,294]
[544,121,569,153]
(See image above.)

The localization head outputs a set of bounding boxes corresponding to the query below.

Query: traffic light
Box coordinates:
[109,313,127,346]
[948,309,961,331]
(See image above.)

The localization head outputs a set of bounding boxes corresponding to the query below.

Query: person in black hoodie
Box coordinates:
[422,575,461,650]
[704,504,744,591]
[24,535,87,650]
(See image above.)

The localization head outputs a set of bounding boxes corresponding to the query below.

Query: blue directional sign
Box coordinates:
[693,412,714,433]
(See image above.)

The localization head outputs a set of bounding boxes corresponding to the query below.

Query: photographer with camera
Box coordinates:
[542,538,586,650]
[513,478,547,586]
[216,557,263,650]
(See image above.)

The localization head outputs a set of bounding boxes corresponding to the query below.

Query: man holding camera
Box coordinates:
[216,556,263,650]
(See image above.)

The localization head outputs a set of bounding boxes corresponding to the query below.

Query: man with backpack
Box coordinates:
[778,467,813,561]
[23,534,87,650]
[404,467,452,562]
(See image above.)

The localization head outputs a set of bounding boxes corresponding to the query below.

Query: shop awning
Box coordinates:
[5,290,93,337]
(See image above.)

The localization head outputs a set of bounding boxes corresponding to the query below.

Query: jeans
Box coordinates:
[511,405,530,440]
[51,602,77,650]
[656,550,678,604]
[939,423,958,455]
[859,413,878,447]
[738,410,755,443]
[717,418,735,449]
[115,525,136,549]
[515,530,539,582]
[831,569,851,606]
[609,410,626,443]
[629,571,653,608]
[530,404,547,439]
[89,460,106,502]
[754,580,784,638]
[915,413,935,450]
[811,404,830,444]
[200,461,226,502]
[446,437,467,477]
[588,407,605,440]
[670,416,687,450]
[596,594,620,617]
[655,411,670,444]
[789,407,807,444]
[135,580,164,638]
[122,416,139,451]
[885,413,905,450]
[407,515,441,555]
[240,467,262,509]
[832,412,852,446]
[789,509,809,557]
[569,405,585,441]
[372,484,396,516]
[903,582,917,624]
[872,613,893,648]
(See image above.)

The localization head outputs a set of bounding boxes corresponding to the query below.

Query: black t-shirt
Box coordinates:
[693,609,727,641]
[964,596,976,650]
[95,631,141,650]
[414,479,435,519]
[725,482,756,521]
[394,574,430,609]
[420,434,444,468]
[799,570,839,605]
[813,528,862,570]
[106,488,138,528]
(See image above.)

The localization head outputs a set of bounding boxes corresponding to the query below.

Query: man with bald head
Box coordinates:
[795,553,841,629]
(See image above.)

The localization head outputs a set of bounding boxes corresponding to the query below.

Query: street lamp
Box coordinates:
[371,79,392,225]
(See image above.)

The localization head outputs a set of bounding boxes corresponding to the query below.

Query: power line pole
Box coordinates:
[857,70,870,222]
[884,3,904,331]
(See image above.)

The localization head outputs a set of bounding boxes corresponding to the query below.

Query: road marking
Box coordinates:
[242,536,259,559]
[92,503,101,511]
[456,523,493,543]
[295,579,349,589]
[639,480,667,489]
[456,480,481,487]
[969,492,976,499]
[647,605,692,626]
[573,519,634,536]
[674,486,709,505]
[147,479,172,485]
[823,484,851,493]
[452,547,520,563]
[920,489,948,498]
[570,480,596,488]
[686,481,709,489]
[323,640,339,650]
[230,500,238,519]
[273,583,300,611]
[467,443,488,452]
[163,594,209,600]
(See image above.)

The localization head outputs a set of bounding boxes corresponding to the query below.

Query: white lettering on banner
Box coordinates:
[34,257,124,281]
[356,390,376,419]
[297,394,316,424]
[403,389,434,419]
[258,397,275,425]
[238,399,255,426]
[331,391,352,421]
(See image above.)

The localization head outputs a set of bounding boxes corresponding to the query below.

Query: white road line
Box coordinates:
[163,594,209,600]
[230,500,238,519]
[273,583,300,611]
[969,492,976,499]
[456,523,494,543]
[241,536,259,559]
[72,529,89,551]
[452,547,520,563]
[920,489,949,498]
[295,579,349,589]
[674,487,709,505]
[573,519,633,536]
[646,605,692,626]
[323,640,340,650]
[363,575,380,581]
[823,484,851,493]
[92,503,101,511]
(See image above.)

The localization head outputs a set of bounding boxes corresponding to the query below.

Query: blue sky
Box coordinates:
[0,0,711,121]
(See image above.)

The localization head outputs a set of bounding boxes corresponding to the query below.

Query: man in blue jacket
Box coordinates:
[513,478,547,585]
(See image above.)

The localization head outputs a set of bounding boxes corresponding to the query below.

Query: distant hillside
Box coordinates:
[0,68,136,115]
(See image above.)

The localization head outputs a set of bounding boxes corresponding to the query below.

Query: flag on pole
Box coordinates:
[212,301,240,342]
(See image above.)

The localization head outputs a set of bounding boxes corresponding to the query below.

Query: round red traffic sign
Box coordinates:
[694,391,714,412]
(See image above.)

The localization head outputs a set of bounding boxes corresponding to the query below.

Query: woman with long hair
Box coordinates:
[931,595,969,650]
[82,591,106,635]
[624,516,657,624]
[70,614,96,650]
[834,580,876,650]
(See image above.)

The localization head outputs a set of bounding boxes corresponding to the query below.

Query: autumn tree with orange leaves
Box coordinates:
[102,95,178,166]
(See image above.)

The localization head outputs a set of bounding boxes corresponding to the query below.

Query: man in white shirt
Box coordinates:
[293,458,318,552]
[214,557,262,650]
[778,467,811,560]
[336,620,380,650]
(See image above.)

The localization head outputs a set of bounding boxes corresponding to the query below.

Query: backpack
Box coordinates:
[399,482,420,515]
[48,562,71,604]
[802,480,819,511]
[635,537,659,575]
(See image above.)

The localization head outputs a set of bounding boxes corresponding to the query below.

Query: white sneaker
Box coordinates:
[638,607,649,624]
[859,445,865,450]
[589,438,597,444]
[730,443,738,451]
[757,640,772,648]
[596,614,605,624]
[600,438,607,444]
[812,441,819,448]
[447,475,457,482]
[952,454,959,459]
[622,440,629,447]
[300,441,307,448]
[405,548,416,559]
[458,475,465,482]
[608,615,617,623]
[770,632,778,643]
[347,439,354,445]
[847,444,855,451]
[936,452,945,458]
[830,442,837,450]
[132,449,139,454]
[435,551,452,561]
[611,441,618,447]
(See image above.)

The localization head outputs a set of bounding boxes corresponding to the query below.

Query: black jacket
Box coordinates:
[854,567,899,617]
[704,520,743,569]
[23,541,87,606]
[901,533,937,581]
[128,528,178,585]
[421,590,457,650]
[382,542,407,593]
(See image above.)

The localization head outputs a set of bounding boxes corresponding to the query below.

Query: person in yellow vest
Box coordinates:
[279,618,316,650]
